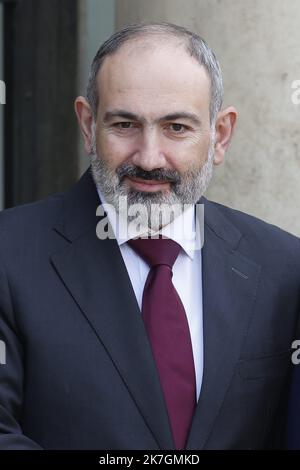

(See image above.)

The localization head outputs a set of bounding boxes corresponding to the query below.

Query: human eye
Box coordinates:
[167,123,189,134]
[113,121,135,129]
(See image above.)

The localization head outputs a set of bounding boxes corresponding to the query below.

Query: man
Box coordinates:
[0,22,299,450]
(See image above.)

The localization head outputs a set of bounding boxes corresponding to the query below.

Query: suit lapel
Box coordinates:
[186,200,261,449]
[51,170,174,450]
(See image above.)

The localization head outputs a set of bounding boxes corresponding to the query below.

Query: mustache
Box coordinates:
[116,163,181,184]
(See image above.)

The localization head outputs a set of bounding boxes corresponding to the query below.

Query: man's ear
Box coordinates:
[213,106,237,166]
[74,96,95,154]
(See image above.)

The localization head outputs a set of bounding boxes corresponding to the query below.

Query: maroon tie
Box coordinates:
[127,237,196,450]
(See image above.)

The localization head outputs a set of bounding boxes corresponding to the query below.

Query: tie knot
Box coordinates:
[127,237,181,268]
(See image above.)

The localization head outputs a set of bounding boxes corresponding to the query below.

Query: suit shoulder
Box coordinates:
[206,199,300,252]
[0,193,64,235]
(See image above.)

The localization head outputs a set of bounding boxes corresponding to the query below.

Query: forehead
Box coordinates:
[96,38,211,120]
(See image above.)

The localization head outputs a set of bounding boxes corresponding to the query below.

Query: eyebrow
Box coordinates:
[102,109,202,127]
[162,112,202,127]
[103,110,141,123]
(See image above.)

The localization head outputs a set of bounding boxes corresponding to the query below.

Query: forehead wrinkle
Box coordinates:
[99,42,209,96]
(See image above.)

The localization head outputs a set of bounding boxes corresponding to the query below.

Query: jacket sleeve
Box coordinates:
[0,257,43,449]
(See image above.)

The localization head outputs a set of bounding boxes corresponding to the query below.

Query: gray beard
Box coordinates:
[90,137,214,233]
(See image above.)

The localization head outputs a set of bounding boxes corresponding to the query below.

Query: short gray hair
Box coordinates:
[86,22,223,125]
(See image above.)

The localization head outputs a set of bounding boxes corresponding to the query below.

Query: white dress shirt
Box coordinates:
[97,189,204,400]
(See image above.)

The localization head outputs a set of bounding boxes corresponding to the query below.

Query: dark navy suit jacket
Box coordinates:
[286,361,300,448]
[0,168,299,449]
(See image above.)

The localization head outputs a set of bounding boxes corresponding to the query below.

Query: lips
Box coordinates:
[125,176,171,192]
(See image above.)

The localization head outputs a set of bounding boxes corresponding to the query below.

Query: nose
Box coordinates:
[131,127,167,171]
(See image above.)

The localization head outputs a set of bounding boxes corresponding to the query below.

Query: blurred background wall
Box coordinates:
[1,0,300,236]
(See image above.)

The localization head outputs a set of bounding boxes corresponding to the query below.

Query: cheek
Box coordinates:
[166,137,211,172]
[96,134,133,169]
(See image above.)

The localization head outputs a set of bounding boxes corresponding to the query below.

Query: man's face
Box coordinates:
[90,39,215,230]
